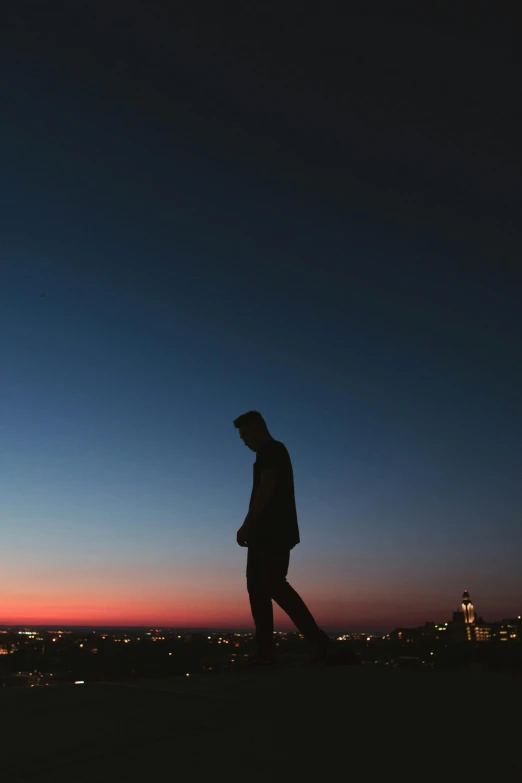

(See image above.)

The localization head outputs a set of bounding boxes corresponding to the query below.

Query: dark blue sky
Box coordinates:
[2,6,521,627]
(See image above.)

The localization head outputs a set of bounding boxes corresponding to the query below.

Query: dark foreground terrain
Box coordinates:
[5,661,520,781]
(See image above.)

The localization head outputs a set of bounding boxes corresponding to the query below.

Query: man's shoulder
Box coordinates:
[257,440,288,461]
[269,439,289,455]
[265,439,292,466]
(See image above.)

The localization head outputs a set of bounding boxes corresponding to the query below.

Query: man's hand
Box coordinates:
[236,525,249,547]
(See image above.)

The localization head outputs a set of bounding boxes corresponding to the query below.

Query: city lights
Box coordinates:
[1,602,520,689]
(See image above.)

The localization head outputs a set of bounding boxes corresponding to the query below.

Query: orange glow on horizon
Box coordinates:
[2,582,506,629]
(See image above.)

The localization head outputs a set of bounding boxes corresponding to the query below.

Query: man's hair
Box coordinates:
[233,410,268,432]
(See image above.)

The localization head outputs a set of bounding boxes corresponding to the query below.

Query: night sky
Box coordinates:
[2,4,521,630]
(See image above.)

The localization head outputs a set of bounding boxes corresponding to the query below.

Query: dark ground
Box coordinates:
[4,663,520,781]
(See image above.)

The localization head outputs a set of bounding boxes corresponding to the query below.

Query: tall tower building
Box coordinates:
[461,590,475,624]
[450,590,488,641]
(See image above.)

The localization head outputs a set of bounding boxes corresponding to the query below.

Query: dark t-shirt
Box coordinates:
[248,439,300,551]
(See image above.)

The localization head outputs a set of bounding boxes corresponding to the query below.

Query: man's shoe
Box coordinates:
[311,630,331,663]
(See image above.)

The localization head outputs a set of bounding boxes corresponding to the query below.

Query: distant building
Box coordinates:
[389,627,421,644]
[452,590,474,623]
[489,619,520,642]
[474,625,491,642]
[461,590,475,624]
[450,590,491,641]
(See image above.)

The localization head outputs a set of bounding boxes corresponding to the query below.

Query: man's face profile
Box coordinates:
[239,426,257,451]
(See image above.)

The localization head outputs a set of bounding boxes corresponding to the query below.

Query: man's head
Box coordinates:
[233,410,271,452]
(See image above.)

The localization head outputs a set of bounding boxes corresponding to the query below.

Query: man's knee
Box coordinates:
[267,575,288,600]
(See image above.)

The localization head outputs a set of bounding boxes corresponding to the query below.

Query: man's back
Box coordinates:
[248,438,300,550]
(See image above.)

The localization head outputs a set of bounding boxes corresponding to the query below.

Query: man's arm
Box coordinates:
[241,469,277,535]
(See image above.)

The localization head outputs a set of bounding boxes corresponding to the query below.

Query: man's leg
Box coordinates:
[263,550,324,644]
[246,547,275,659]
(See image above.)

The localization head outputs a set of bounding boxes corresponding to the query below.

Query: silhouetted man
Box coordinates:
[234,410,330,665]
